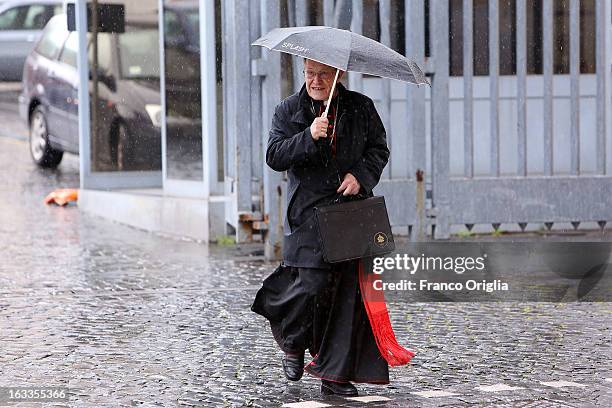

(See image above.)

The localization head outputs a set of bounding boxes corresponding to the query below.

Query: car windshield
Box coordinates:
[118,28,159,79]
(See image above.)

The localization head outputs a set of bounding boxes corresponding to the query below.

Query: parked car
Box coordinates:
[19,14,163,170]
[0,0,62,81]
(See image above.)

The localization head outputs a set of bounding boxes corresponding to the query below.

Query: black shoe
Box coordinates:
[282,352,304,381]
[321,379,358,396]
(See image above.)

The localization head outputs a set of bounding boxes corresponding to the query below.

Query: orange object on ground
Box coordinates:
[44,189,79,206]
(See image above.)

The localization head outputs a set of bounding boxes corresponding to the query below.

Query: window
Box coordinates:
[578,0,596,73]
[163,3,201,181]
[34,17,68,59]
[291,0,407,55]
[119,29,159,78]
[362,0,380,42]
[0,4,55,31]
[389,0,405,56]
[361,0,406,55]
[59,32,78,68]
[23,5,47,30]
[164,10,185,45]
[0,6,28,30]
[449,0,597,76]
[549,0,596,74]
[184,9,200,47]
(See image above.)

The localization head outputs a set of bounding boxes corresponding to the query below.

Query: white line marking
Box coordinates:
[411,390,459,398]
[345,396,392,402]
[282,402,331,408]
[605,378,612,383]
[540,381,587,388]
[477,383,525,392]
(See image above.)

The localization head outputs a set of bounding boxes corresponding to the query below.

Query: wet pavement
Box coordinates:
[0,83,26,142]
[0,114,611,407]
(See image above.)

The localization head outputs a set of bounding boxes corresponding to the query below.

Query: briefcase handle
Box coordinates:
[329,192,368,205]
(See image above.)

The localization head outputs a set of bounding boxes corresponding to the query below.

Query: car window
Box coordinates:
[23,5,48,29]
[0,5,28,30]
[59,32,78,68]
[34,16,68,59]
[119,29,159,78]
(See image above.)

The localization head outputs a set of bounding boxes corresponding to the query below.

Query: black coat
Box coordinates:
[266,82,390,269]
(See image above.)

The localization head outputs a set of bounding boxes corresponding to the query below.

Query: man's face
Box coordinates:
[304,60,340,101]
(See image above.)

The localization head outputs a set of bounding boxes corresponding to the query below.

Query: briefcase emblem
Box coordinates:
[374,232,388,248]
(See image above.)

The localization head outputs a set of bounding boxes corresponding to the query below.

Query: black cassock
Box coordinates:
[251,83,391,384]
[252,262,389,383]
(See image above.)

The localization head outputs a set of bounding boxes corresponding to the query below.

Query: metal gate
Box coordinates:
[429,0,612,238]
[220,0,612,259]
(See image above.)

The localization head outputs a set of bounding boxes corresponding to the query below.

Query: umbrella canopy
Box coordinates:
[252,26,430,87]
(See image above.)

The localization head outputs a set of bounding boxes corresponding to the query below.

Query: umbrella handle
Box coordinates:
[323,68,340,117]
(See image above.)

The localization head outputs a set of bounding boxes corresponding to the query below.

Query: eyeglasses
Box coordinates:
[303,70,334,80]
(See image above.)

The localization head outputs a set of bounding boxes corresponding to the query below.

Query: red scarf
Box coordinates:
[358,260,415,366]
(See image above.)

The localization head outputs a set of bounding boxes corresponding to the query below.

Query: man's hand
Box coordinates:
[337,173,361,196]
[310,114,329,141]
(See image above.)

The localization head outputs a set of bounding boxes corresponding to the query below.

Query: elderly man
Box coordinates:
[251,58,390,396]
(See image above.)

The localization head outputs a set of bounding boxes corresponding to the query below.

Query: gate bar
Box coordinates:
[235,0,253,218]
[379,0,392,180]
[349,0,363,93]
[516,0,527,176]
[543,0,554,176]
[262,0,284,260]
[251,0,263,185]
[323,0,333,26]
[405,0,426,180]
[488,0,500,177]
[287,0,299,93]
[432,0,450,239]
[596,0,607,174]
[463,0,474,178]
[222,0,234,183]
[200,0,221,196]
[569,0,580,175]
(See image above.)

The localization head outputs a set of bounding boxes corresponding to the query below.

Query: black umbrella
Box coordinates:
[252,26,429,115]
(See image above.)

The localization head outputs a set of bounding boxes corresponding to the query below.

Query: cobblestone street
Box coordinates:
[0,133,611,407]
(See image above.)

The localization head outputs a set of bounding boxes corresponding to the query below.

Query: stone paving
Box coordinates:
[0,129,611,407]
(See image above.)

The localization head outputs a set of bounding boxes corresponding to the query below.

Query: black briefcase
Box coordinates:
[314,195,395,263]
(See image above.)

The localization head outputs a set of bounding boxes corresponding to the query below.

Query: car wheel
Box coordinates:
[29,107,63,168]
